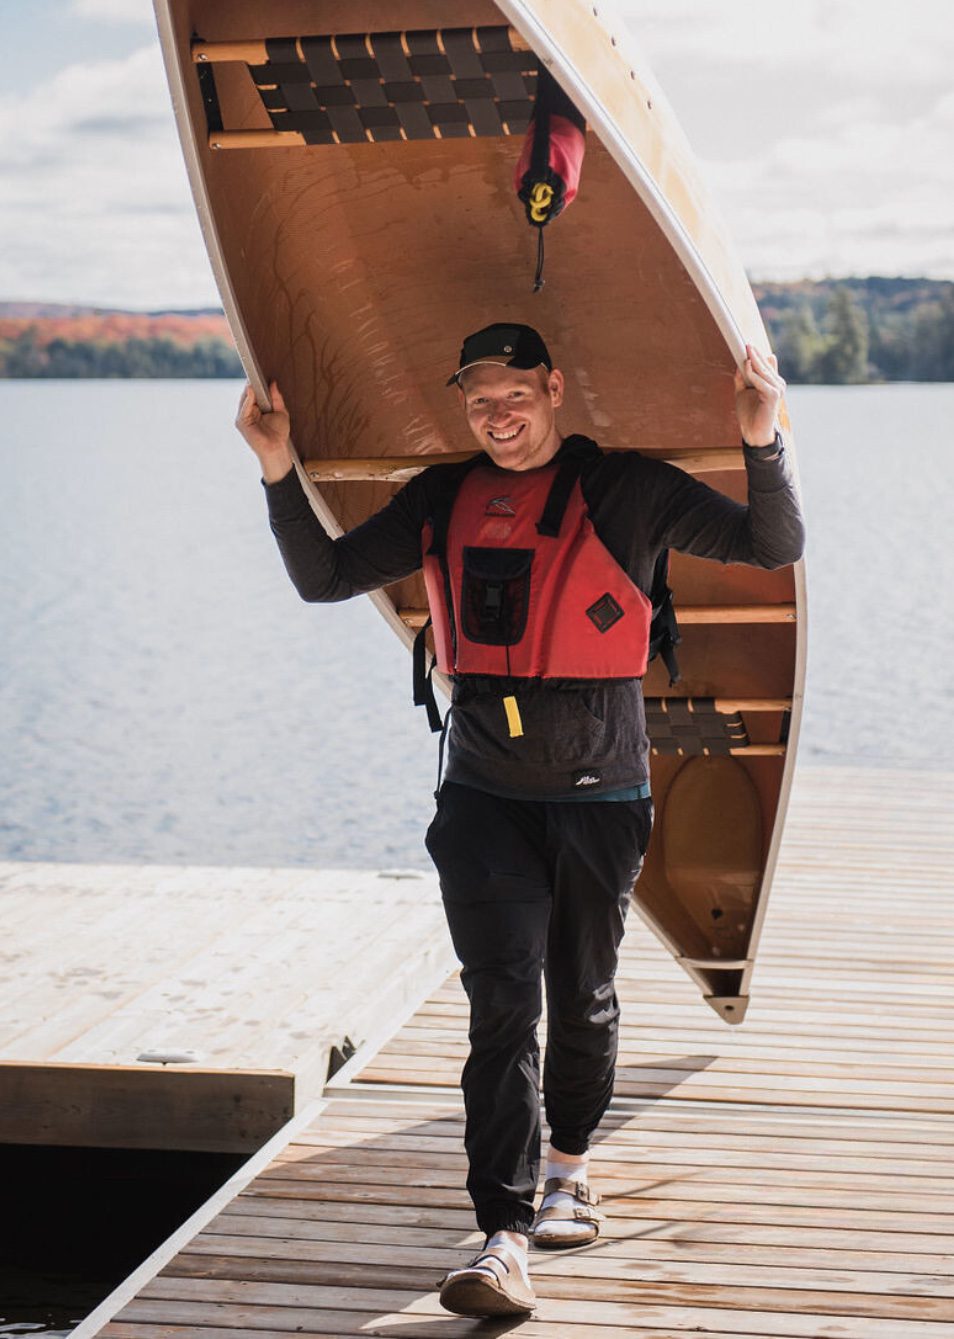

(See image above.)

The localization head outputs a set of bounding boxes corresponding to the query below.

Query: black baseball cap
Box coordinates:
[447,322,552,386]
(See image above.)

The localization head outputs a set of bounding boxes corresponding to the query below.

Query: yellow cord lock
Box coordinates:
[528,182,555,223]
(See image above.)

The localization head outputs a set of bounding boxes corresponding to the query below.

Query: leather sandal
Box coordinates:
[530,1176,604,1249]
[438,1242,536,1317]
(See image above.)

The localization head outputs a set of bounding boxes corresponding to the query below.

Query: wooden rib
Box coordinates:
[398,605,796,628]
[302,447,742,482]
[191,28,532,66]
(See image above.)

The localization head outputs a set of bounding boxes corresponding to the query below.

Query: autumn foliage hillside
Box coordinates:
[0,306,242,377]
[0,311,234,348]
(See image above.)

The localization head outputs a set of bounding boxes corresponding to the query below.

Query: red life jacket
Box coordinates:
[421,446,652,681]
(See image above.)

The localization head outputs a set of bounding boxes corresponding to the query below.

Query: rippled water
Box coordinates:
[1,380,952,869]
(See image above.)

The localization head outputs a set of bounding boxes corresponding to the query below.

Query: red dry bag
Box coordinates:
[513,66,586,288]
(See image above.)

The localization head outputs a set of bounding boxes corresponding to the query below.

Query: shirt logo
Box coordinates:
[573,771,602,788]
[485,496,516,517]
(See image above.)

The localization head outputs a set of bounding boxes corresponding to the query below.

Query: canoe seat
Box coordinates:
[645,697,750,756]
[193,27,538,146]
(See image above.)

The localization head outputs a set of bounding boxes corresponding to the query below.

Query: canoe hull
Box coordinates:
[155,0,806,1020]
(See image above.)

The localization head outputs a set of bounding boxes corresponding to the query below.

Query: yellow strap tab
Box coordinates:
[503,695,524,738]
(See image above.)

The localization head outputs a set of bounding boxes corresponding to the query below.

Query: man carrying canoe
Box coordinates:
[236,323,804,1318]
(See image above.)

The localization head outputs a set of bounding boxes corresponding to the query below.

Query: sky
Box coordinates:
[1,0,952,309]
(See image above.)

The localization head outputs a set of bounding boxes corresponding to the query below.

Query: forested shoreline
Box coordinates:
[0,307,242,379]
[1,279,952,382]
[755,278,954,383]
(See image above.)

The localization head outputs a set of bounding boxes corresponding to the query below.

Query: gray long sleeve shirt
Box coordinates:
[264,436,804,798]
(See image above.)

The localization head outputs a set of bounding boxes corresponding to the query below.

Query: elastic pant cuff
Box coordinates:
[547,1133,590,1158]
[476,1209,534,1238]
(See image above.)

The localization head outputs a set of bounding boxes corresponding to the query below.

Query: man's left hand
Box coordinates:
[734,343,785,447]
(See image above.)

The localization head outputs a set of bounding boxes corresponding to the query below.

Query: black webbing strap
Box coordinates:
[413,617,444,733]
[536,436,601,537]
[527,65,553,184]
[645,547,681,686]
[649,581,681,686]
[194,41,224,134]
[434,706,453,797]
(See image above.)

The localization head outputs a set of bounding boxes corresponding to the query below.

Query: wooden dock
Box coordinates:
[0,863,453,1151]
[77,764,954,1336]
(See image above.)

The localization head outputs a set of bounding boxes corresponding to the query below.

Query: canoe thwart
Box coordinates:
[302,447,743,484]
[191,29,532,66]
[399,604,795,628]
[193,26,537,149]
[303,452,475,482]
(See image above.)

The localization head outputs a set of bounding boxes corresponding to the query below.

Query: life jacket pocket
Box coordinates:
[461,546,534,646]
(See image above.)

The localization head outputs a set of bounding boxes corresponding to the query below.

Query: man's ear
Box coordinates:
[548,368,565,409]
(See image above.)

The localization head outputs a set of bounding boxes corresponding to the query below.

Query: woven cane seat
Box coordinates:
[645,697,750,757]
[238,27,537,145]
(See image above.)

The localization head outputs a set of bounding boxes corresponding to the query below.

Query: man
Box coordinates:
[236,323,804,1318]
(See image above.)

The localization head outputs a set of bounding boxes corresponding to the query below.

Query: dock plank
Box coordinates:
[80,765,954,1337]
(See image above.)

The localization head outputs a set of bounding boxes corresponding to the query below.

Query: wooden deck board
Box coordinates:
[83,765,954,1336]
[0,864,454,1147]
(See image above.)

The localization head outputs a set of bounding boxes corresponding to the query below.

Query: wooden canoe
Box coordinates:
[155,0,806,1023]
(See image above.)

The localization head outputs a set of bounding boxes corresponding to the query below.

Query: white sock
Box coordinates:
[486,1231,530,1285]
[537,1153,591,1240]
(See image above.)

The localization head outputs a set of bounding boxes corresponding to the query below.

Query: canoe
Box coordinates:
[155,0,806,1023]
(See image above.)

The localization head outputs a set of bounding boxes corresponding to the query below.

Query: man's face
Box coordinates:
[457,362,565,471]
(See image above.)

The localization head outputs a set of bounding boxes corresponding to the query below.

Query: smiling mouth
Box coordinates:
[488,424,525,443]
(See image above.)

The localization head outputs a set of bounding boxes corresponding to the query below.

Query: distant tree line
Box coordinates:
[754,277,954,384]
[2,281,952,383]
[0,329,242,379]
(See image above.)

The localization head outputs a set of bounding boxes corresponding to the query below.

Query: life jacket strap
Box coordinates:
[536,437,602,537]
[413,617,444,733]
[648,570,682,687]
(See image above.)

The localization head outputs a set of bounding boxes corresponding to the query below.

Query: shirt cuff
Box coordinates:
[742,430,784,462]
[261,463,306,516]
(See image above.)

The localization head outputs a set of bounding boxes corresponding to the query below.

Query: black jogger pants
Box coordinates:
[425,780,653,1238]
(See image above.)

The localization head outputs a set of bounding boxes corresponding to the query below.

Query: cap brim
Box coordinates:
[446,357,544,387]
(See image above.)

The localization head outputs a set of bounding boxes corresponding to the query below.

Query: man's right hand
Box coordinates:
[235,380,294,483]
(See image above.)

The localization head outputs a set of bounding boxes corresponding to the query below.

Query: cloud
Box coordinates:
[0,43,218,307]
[615,0,954,280]
[72,0,154,24]
[703,88,954,278]
[619,0,954,85]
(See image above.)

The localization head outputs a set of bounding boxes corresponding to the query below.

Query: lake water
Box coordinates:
[1,381,952,870]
